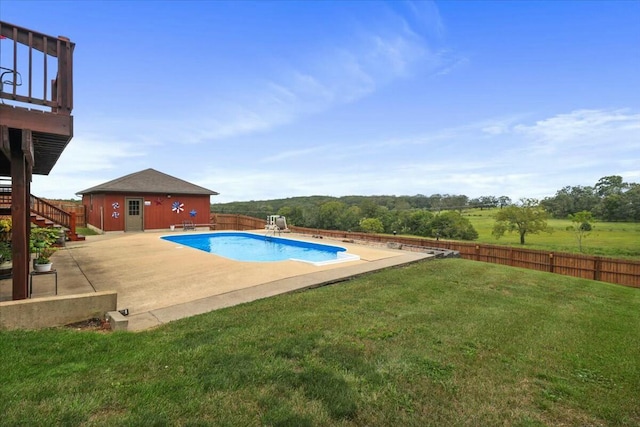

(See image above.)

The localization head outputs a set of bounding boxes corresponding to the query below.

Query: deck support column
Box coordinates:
[10,128,31,300]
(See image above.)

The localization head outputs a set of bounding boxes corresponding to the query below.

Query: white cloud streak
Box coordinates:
[157,5,456,146]
[197,108,640,203]
[32,107,639,203]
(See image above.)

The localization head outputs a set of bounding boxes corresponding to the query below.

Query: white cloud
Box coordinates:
[53,133,148,173]
[260,146,329,163]
[405,0,446,38]
[33,100,640,205]
[162,6,452,145]
[514,109,640,154]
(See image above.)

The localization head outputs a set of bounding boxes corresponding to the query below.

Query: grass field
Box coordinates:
[1,259,638,426]
[462,208,640,259]
[76,227,100,236]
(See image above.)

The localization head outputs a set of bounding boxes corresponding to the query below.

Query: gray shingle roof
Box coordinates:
[77,168,219,196]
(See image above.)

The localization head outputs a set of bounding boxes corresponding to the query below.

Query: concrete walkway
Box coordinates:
[1,231,433,331]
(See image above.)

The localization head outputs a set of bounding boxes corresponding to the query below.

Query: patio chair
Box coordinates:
[183,220,195,231]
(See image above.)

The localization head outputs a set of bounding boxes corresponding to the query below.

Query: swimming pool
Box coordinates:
[161,232,360,265]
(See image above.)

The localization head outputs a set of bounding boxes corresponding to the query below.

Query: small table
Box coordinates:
[29,269,58,298]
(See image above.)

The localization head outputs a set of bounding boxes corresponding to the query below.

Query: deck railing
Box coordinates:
[0,186,75,232]
[30,194,74,230]
[0,20,74,114]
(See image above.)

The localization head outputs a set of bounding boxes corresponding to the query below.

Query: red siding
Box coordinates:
[144,194,210,229]
[83,193,107,230]
[83,193,211,232]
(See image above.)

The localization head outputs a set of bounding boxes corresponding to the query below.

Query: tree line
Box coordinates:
[212,194,485,240]
[211,175,639,242]
[540,175,640,221]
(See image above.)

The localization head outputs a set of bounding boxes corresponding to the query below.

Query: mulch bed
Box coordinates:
[65,317,112,332]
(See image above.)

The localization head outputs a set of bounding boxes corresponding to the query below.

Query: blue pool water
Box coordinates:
[161,232,359,265]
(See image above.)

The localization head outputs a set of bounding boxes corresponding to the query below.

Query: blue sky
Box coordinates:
[2,1,639,203]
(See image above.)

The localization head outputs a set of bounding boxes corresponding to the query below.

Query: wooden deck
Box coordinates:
[0,20,74,176]
[0,20,76,300]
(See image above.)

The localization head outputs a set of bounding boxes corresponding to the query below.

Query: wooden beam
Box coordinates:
[0,21,74,57]
[0,126,9,160]
[0,105,73,137]
[21,129,34,166]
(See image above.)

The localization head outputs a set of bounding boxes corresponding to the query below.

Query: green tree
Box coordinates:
[492,198,550,244]
[360,218,384,233]
[359,217,384,234]
[317,201,346,230]
[596,194,627,221]
[472,196,498,210]
[428,211,478,240]
[541,185,598,218]
[387,210,408,234]
[376,206,396,233]
[567,210,595,252]
[337,206,361,231]
[359,200,380,218]
[406,210,435,237]
[497,196,512,208]
[442,195,469,212]
[595,175,628,198]
[626,183,640,221]
[277,206,304,226]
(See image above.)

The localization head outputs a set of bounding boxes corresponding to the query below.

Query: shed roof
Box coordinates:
[77,168,219,196]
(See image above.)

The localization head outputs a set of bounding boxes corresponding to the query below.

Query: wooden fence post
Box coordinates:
[594,257,601,282]
[549,253,554,273]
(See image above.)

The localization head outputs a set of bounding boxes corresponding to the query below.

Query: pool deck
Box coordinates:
[0,230,433,331]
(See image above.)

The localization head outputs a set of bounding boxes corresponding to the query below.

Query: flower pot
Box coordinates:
[0,260,12,277]
[170,225,175,231]
[34,262,52,272]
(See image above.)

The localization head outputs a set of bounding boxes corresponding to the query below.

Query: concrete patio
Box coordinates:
[1,231,433,331]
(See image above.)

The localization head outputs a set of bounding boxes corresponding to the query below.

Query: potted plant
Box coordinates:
[0,240,11,276]
[34,247,56,272]
[0,217,11,242]
[30,227,59,272]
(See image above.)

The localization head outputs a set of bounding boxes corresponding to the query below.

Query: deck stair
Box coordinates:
[0,181,84,241]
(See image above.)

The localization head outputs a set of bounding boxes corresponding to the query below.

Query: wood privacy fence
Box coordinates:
[212,213,266,231]
[211,214,640,288]
[43,200,86,227]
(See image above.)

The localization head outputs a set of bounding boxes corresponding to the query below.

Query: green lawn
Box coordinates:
[463,208,640,258]
[1,259,638,426]
[75,227,100,236]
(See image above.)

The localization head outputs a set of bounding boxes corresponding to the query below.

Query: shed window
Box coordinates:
[128,200,140,216]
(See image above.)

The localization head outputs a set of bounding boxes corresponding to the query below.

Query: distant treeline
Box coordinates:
[211,175,639,239]
[212,194,486,239]
[540,175,640,222]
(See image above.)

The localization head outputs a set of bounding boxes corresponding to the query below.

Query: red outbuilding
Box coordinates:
[78,168,218,232]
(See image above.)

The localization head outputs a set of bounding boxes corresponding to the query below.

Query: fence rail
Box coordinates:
[210,214,640,288]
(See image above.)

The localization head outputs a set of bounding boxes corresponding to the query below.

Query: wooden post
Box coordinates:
[10,129,31,300]
[549,253,554,273]
[69,211,77,238]
[594,257,602,282]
